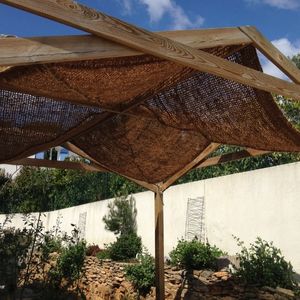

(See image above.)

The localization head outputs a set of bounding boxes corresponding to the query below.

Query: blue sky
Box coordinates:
[0,0,299,78]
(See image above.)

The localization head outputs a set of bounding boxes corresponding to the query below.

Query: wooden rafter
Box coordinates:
[239,26,300,84]
[0,29,252,67]
[1,0,300,100]
[63,142,158,192]
[5,147,272,174]
[161,143,220,191]
[196,148,270,169]
[6,157,103,172]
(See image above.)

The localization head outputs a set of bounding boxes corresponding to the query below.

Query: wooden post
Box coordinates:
[154,189,165,300]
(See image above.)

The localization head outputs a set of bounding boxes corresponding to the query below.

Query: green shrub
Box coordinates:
[169,238,223,270]
[96,248,111,260]
[125,251,155,295]
[41,234,62,260]
[0,227,32,290]
[235,237,297,289]
[109,232,142,261]
[53,240,87,282]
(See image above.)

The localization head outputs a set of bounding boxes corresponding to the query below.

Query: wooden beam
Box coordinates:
[0,66,10,73]
[6,157,103,172]
[2,1,300,101]
[195,148,270,169]
[154,189,165,300]
[63,142,158,192]
[161,143,220,191]
[239,26,300,84]
[0,29,252,67]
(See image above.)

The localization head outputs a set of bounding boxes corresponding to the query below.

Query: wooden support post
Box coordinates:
[155,189,165,300]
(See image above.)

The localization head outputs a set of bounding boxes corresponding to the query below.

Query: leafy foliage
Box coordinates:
[109,232,142,261]
[0,165,143,214]
[125,251,155,295]
[103,195,137,236]
[169,239,224,270]
[292,53,300,69]
[52,240,86,282]
[96,248,111,260]
[235,237,297,289]
[0,225,32,291]
[41,234,63,261]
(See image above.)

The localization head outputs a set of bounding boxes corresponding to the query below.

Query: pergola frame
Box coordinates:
[1,1,300,299]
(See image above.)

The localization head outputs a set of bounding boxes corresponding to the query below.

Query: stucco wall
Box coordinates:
[1,162,300,272]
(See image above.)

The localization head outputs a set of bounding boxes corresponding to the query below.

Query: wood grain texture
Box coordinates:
[6,157,103,171]
[2,0,300,100]
[154,190,165,300]
[196,148,270,169]
[0,29,252,67]
[161,143,220,191]
[239,26,300,84]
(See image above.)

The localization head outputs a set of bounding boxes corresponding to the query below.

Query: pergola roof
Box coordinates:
[0,0,300,189]
[1,43,300,185]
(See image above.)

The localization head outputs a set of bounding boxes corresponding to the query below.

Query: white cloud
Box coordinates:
[246,0,300,10]
[120,0,204,29]
[261,38,300,79]
[120,0,133,14]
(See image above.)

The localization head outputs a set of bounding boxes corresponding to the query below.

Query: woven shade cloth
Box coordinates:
[1,44,300,183]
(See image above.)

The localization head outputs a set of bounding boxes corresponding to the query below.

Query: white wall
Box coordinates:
[1,162,300,272]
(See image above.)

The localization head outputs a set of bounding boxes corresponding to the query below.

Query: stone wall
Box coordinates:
[77,258,297,300]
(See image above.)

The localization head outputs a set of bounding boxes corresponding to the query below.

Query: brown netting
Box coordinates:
[0,43,300,183]
[128,46,300,152]
[71,115,209,183]
[0,45,241,110]
[0,89,102,161]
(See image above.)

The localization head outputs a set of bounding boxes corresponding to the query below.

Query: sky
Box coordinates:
[0,0,300,78]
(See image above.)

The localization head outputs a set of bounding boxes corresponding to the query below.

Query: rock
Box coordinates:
[262,286,277,293]
[213,271,229,279]
[200,270,214,279]
[17,253,300,300]
[276,287,295,298]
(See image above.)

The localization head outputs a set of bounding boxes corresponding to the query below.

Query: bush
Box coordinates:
[169,239,223,270]
[125,251,155,295]
[96,248,111,260]
[0,227,32,290]
[53,240,87,282]
[235,237,297,289]
[41,234,62,260]
[86,244,101,256]
[109,232,142,261]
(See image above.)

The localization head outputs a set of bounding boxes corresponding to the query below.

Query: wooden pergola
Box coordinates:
[1,1,300,299]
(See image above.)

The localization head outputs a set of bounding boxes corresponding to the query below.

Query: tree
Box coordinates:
[103,195,137,235]
[292,54,300,69]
